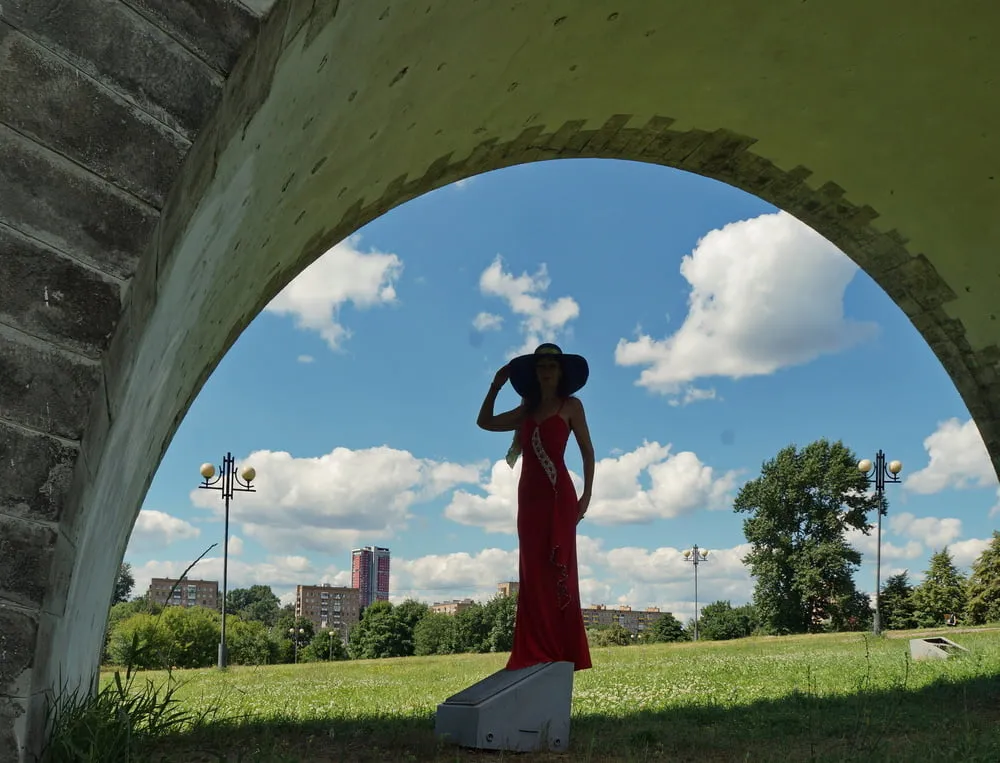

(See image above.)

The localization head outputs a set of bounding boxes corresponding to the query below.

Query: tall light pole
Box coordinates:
[683,545,710,641]
[858,450,902,637]
[199,453,256,669]
[289,627,305,663]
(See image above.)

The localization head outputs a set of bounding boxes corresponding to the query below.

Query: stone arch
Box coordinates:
[3,1,999,758]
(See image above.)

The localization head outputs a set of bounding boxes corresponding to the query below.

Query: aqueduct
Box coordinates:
[1,0,999,758]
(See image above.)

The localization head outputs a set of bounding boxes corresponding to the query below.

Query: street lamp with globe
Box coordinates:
[858,451,902,636]
[683,545,710,641]
[198,453,256,669]
[289,627,306,663]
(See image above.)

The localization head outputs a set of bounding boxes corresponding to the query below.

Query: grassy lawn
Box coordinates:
[93,628,1000,762]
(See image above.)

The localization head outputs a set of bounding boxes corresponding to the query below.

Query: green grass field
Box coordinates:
[95,628,1000,762]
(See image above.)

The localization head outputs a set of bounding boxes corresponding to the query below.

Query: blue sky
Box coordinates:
[125,159,1000,622]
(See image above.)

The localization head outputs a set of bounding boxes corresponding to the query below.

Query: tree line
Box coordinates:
[105,437,1000,670]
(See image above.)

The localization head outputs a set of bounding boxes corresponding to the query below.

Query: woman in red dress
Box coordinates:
[476,343,594,672]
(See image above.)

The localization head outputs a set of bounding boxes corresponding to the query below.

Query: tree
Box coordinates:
[112,562,135,605]
[965,531,1000,625]
[697,601,757,641]
[302,628,348,661]
[911,548,968,626]
[648,612,686,643]
[227,585,281,626]
[414,612,457,656]
[227,619,280,665]
[482,592,518,653]
[734,439,879,634]
[347,601,409,659]
[879,571,917,630]
[393,599,431,656]
[452,602,491,653]
[106,613,172,669]
[587,624,632,647]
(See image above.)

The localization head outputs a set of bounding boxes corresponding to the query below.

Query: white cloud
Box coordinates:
[601,544,755,619]
[905,418,997,494]
[444,441,739,532]
[227,536,244,556]
[478,255,580,356]
[128,510,200,550]
[949,538,992,569]
[392,548,520,602]
[614,211,877,404]
[264,234,402,350]
[189,446,484,554]
[297,354,315,364]
[846,527,924,561]
[472,312,503,332]
[888,512,962,548]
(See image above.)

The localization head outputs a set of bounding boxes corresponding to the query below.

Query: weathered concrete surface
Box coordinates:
[1,0,1000,759]
[0,0,264,759]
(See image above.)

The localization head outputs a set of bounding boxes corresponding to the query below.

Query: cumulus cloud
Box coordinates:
[888,512,963,549]
[472,312,503,332]
[478,255,581,356]
[846,527,924,561]
[391,548,520,601]
[949,538,992,569]
[614,211,877,404]
[601,543,755,619]
[444,441,740,533]
[128,510,200,551]
[190,446,484,554]
[264,234,402,350]
[906,418,997,494]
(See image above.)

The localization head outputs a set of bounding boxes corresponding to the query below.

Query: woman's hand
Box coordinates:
[577,494,591,523]
[491,364,510,390]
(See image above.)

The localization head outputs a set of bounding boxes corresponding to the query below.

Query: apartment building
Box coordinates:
[430,598,475,615]
[147,578,219,610]
[295,584,361,643]
[497,581,520,598]
[581,604,662,635]
[351,546,390,608]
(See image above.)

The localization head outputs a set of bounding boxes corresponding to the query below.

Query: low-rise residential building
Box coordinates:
[430,598,475,615]
[295,584,361,643]
[497,581,520,598]
[581,604,662,635]
[147,578,219,610]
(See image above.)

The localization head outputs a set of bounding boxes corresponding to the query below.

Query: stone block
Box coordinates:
[0,332,101,442]
[0,604,38,691]
[0,515,56,609]
[0,423,79,524]
[122,0,259,75]
[1,0,223,138]
[0,227,121,359]
[0,696,26,763]
[0,125,156,281]
[0,23,189,207]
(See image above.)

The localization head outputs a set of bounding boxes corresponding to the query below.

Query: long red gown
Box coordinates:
[506,402,592,672]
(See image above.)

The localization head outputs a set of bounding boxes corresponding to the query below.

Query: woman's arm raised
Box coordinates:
[477,365,525,432]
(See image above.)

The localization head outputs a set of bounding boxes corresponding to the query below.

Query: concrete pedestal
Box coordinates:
[434,662,573,753]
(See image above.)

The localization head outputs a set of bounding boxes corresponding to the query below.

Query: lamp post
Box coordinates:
[289,627,305,663]
[857,450,902,637]
[682,545,710,641]
[198,453,256,669]
[329,630,336,661]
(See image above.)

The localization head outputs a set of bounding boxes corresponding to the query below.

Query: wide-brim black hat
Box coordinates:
[508,343,589,398]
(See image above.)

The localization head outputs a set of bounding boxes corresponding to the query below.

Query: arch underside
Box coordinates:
[1,0,999,758]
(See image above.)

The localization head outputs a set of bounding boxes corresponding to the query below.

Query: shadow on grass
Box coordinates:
[139,670,1000,763]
